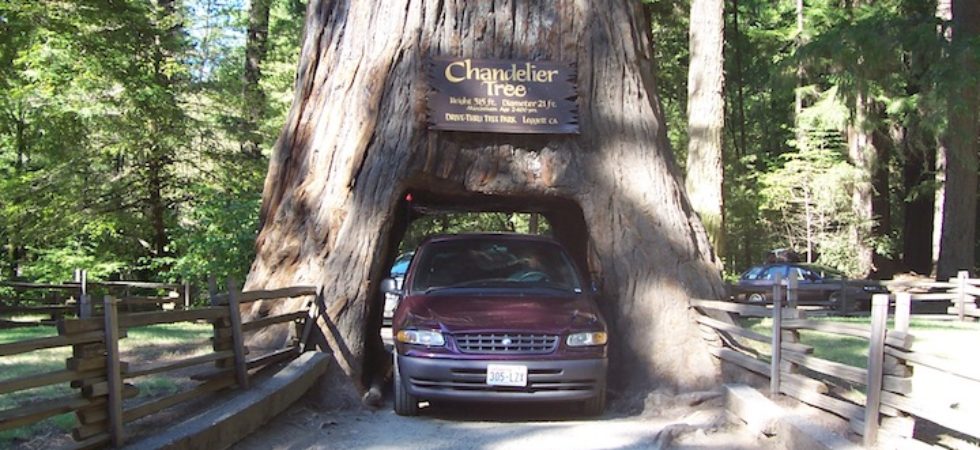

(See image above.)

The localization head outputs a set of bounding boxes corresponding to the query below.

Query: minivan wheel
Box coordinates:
[393,356,419,416]
[583,387,606,416]
[747,292,767,303]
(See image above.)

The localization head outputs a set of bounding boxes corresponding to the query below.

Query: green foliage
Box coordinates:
[400,213,551,253]
[0,0,305,285]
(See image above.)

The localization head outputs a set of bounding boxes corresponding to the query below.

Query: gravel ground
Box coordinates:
[234,394,776,450]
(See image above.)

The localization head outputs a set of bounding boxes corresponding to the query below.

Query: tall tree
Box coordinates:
[685,0,725,261]
[245,0,724,396]
[936,0,979,277]
[242,0,273,158]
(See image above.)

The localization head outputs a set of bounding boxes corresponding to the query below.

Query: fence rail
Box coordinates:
[0,276,319,448]
[700,270,979,447]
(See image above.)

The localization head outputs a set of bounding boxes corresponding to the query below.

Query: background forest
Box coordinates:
[0,0,977,286]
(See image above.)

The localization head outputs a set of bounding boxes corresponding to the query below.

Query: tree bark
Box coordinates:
[242,0,272,158]
[936,0,979,278]
[685,0,726,261]
[247,0,724,396]
[848,91,878,277]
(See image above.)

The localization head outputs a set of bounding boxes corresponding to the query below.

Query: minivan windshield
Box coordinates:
[410,238,582,293]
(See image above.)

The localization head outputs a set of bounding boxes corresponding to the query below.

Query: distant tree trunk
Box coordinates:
[848,91,878,277]
[936,0,979,278]
[247,0,724,396]
[686,0,725,261]
[242,0,272,158]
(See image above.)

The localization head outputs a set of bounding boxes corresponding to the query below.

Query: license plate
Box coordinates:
[486,364,527,387]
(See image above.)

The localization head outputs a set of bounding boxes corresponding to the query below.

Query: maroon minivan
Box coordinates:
[383,233,608,416]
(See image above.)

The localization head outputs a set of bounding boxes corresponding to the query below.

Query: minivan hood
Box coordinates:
[398,291,603,334]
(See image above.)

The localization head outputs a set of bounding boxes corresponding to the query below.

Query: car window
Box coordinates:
[741,267,764,280]
[763,265,786,280]
[410,239,582,293]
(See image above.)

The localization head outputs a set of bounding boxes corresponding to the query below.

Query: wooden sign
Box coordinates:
[427,58,579,134]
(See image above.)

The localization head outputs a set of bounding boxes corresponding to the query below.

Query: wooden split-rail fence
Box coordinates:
[0,277,320,449]
[0,271,193,328]
[697,270,979,448]
[729,270,980,320]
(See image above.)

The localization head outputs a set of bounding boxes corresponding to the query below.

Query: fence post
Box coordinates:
[864,293,888,446]
[881,292,916,440]
[956,270,968,321]
[183,279,191,310]
[770,272,784,397]
[103,295,125,447]
[225,278,249,389]
[78,270,91,319]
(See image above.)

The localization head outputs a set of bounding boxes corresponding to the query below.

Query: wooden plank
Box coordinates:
[883,346,980,383]
[122,377,236,423]
[83,382,138,399]
[864,295,888,446]
[247,346,300,370]
[708,347,826,393]
[782,319,914,350]
[781,350,912,394]
[121,307,229,329]
[58,307,229,334]
[690,299,791,318]
[226,279,249,389]
[697,314,769,343]
[0,319,43,329]
[123,352,329,450]
[124,351,235,379]
[0,281,78,290]
[908,293,958,301]
[0,305,74,314]
[0,369,101,395]
[118,296,179,305]
[880,391,980,439]
[0,330,104,357]
[237,286,318,304]
[88,280,181,290]
[241,311,307,333]
[779,376,865,422]
[0,395,92,432]
[63,432,110,450]
[771,273,783,397]
[103,297,124,447]
[72,420,108,441]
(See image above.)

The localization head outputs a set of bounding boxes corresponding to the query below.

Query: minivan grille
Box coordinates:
[454,333,559,354]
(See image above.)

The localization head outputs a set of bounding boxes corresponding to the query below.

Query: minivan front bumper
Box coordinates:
[397,355,607,402]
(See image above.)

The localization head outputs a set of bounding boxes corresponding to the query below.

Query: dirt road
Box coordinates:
[234,395,774,450]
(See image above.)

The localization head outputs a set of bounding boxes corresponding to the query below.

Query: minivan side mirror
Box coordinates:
[381,277,403,296]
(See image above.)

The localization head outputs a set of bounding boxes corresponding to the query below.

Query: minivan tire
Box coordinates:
[583,387,606,416]
[394,356,419,416]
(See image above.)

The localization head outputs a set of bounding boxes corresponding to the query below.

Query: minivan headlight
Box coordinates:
[396,329,445,347]
[567,331,607,347]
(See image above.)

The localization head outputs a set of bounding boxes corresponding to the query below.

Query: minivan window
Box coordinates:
[410,239,582,293]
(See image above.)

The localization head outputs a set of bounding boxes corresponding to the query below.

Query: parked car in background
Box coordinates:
[383,252,414,327]
[384,233,608,416]
[736,263,888,311]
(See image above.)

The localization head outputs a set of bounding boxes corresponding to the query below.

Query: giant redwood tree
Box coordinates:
[244,0,726,397]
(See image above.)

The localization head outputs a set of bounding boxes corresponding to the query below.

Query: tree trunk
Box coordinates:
[247,0,724,396]
[685,0,726,261]
[848,91,877,277]
[936,0,979,278]
[242,0,272,158]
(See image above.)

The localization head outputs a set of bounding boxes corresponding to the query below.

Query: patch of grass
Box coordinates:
[741,316,980,368]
